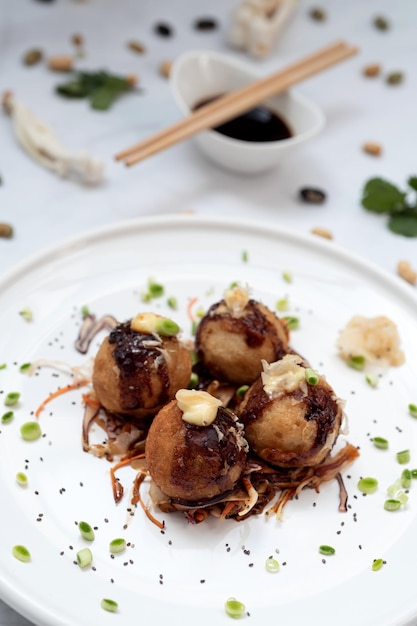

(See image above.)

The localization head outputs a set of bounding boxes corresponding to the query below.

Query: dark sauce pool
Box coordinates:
[193,94,293,143]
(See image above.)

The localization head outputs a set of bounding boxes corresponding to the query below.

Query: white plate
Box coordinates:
[1,214,417,626]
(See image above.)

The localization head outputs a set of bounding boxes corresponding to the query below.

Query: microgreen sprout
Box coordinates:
[357,477,378,494]
[397,449,410,465]
[20,421,41,442]
[305,368,319,386]
[12,545,31,563]
[76,547,92,568]
[109,538,126,554]
[101,598,118,613]
[4,392,20,407]
[1,411,14,424]
[373,437,389,450]
[225,598,246,619]
[78,521,95,541]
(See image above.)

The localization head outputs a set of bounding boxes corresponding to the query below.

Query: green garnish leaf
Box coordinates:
[56,70,134,111]
[361,178,408,214]
[407,176,417,191]
[388,210,417,237]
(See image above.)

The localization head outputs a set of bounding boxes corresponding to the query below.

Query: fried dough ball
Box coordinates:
[145,390,248,504]
[92,314,192,419]
[195,285,289,385]
[238,355,345,468]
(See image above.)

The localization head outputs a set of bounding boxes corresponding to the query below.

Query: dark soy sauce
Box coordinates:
[193,94,293,143]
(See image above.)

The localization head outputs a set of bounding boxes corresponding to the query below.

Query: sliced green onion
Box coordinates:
[305,368,319,385]
[81,305,90,319]
[19,363,31,374]
[387,479,401,497]
[282,270,292,283]
[4,392,20,407]
[154,317,179,337]
[373,437,389,450]
[20,421,42,442]
[372,558,384,571]
[148,280,164,298]
[0,363,6,370]
[348,355,366,371]
[78,521,95,541]
[196,307,206,320]
[265,557,279,572]
[397,491,409,505]
[282,316,299,331]
[12,545,31,563]
[1,411,14,424]
[408,403,417,418]
[187,372,199,389]
[319,545,335,556]
[191,320,198,336]
[225,597,246,619]
[384,499,401,511]
[166,296,177,310]
[76,547,92,568]
[236,385,249,399]
[242,250,248,263]
[411,469,417,478]
[357,477,378,494]
[365,373,379,388]
[101,598,118,613]
[16,472,28,487]
[276,298,289,312]
[397,449,410,465]
[401,469,412,489]
[109,538,126,554]
[19,307,33,322]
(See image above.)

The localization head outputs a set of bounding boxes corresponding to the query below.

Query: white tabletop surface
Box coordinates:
[0,0,416,624]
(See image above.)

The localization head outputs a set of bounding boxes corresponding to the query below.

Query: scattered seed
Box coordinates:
[194,17,218,31]
[154,23,173,37]
[159,60,172,79]
[23,48,43,66]
[311,227,333,240]
[363,63,381,77]
[397,260,417,285]
[373,15,390,31]
[299,187,326,204]
[47,55,73,72]
[127,40,146,54]
[362,142,382,157]
[71,34,84,47]
[0,223,13,238]
[309,7,326,21]
[386,71,404,85]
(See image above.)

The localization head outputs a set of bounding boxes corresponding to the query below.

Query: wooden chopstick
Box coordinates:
[115,40,358,167]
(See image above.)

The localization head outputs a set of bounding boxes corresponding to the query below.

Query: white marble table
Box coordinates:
[0,0,416,624]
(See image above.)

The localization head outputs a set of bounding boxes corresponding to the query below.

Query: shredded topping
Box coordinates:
[261,354,307,397]
[224,284,250,318]
[337,315,405,368]
[176,389,222,426]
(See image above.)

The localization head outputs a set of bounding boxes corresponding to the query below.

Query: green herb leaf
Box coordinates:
[407,176,417,191]
[56,70,133,111]
[361,178,408,214]
[388,210,417,237]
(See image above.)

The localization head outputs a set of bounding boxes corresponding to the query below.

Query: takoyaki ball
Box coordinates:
[92,313,192,419]
[145,389,249,504]
[238,354,345,468]
[195,285,289,385]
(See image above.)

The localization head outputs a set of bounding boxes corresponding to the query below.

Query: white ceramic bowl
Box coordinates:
[170,50,325,174]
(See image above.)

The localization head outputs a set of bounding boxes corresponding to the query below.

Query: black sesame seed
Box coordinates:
[299,187,326,204]
[154,22,173,37]
[194,17,218,31]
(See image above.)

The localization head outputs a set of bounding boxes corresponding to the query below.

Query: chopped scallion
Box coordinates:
[401,469,412,489]
[242,250,248,263]
[20,421,41,441]
[305,368,319,385]
[0,363,6,370]
[276,298,289,312]
[282,316,299,331]
[319,545,335,556]
[76,547,92,568]
[372,558,384,571]
[154,317,179,337]
[19,307,33,322]
[19,363,31,374]
[187,372,199,389]
[225,597,245,619]
[166,296,177,310]
[373,437,389,450]
[348,355,366,371]
[236,385,249,399]
[384,499,401,511]
[408,403,417,418]
[109,538,126,554]
[397,449,410,465]
[282,270,292,283]
[1,411,14,424]
[16,472,28,487]
[4,392,20,407]
[12,545,31,563]
[101,598,118,613]
[365,372,379,388]
[357,477,378,494]
[78,521,95,541]
[265,557,279,572]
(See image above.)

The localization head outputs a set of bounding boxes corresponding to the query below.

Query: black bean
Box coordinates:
[299,187,326,204]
